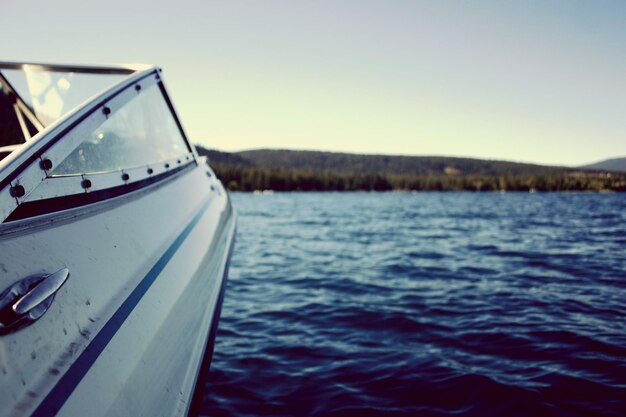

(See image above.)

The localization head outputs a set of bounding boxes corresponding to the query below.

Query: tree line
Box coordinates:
[211,164,626,192]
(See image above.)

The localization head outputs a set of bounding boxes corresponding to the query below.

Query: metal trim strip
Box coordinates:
[5,162,194,222]
[28,152,194,202]
[29,197,212,417]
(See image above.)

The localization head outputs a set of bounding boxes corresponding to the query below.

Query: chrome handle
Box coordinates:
[13,269,70,314]
[0,268,70,335]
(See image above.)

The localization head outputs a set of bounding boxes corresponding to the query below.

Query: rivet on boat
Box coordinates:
[10,184,25,198]
[39,159,53,170]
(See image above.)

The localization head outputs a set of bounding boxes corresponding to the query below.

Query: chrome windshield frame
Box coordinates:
[0,62,148,75]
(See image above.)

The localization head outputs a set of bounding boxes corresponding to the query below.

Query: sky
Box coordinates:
[3,1,626,166]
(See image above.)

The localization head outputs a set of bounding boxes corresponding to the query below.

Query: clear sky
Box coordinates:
[4,1,626,166]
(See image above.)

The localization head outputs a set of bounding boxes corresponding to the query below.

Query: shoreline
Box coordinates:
[239,189,623,194]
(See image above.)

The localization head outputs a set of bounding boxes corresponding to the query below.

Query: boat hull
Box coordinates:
[0,163,235,417]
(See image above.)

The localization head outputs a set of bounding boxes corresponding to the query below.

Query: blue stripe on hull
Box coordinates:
[31,198,212,417]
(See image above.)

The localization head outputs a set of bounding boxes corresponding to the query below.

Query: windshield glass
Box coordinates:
[0,67,125,127]
[51,83,190,175]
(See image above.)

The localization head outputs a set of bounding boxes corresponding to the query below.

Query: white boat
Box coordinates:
[0,62,236,416]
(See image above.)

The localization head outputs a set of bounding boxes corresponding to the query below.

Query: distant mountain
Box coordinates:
[197,147,571,177]
[580,157,626,173]
[194,146,626,192]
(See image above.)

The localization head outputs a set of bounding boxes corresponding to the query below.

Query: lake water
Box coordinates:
[201,192,626,417]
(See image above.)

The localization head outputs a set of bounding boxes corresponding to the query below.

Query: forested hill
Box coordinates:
[198,148,567,176]
[194,147,626,192]
[580,157,626,173]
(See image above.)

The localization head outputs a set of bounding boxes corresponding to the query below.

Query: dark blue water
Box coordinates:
[202,193,626,417]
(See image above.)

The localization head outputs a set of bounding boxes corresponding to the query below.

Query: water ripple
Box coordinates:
[202,193,626,417]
